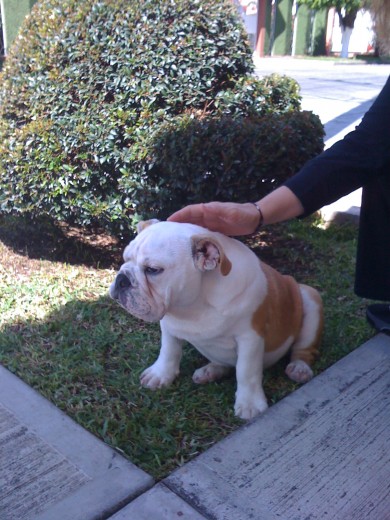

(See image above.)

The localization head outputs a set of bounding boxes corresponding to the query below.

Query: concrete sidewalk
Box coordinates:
[0,366,153,520]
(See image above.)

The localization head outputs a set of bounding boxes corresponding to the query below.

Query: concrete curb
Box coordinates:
[0,366,154,520]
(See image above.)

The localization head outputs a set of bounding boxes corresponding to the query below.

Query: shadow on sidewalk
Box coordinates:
[324,97,376,140]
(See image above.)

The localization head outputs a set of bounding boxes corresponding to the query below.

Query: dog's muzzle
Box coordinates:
[110,271,135,300]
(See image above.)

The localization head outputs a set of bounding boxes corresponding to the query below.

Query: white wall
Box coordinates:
[329,9,375,56]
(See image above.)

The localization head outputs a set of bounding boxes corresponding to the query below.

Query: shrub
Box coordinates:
[213,74,302,117]
[126,110,325,219]
[0,0,323,235]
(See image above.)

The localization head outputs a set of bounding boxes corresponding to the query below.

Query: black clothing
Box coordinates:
[366,303,390,332]
[285,75,390,301]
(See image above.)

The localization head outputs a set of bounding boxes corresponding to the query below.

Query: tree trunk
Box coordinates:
[340,26,353,58]
[336,8,358,59]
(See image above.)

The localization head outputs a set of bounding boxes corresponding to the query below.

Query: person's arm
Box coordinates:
[285,75,390,215]
[167,186,304,235]
[169,75,390,235]
[255,186,304,224]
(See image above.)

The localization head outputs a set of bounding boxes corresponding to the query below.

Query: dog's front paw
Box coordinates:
[285,359,313,384]
[140,363,178,389]
[234,393,268,420]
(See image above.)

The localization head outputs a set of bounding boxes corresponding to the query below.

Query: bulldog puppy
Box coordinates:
[110,220,323,420]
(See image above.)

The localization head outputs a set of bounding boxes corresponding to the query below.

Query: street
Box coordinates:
[254,56,390,144]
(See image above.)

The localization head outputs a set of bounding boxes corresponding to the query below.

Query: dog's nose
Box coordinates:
[115,272,132,292]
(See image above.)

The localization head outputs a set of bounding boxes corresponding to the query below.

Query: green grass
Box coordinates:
[0,215,375,479]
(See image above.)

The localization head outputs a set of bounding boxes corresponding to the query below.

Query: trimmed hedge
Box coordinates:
[0,0,324,235]
[131,110,324,220]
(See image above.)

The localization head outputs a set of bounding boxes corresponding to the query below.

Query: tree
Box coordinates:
[370,0,390,55]
[298,0,364,57]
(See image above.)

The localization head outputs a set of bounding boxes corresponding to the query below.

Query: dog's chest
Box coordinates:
[187,334,239,366]
[163,314,241,365]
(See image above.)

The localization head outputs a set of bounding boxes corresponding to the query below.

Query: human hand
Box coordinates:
[167,201,261,236]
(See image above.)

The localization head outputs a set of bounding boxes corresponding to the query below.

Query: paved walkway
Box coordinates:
[1,59,390,519]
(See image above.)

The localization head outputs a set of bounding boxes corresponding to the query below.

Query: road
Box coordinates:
[254,57,390,145]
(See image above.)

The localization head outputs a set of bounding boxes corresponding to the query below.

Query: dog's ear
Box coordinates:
[191,235,232,276]
[137,219,160,234]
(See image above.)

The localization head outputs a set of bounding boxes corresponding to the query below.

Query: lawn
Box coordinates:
[0,214,375,479]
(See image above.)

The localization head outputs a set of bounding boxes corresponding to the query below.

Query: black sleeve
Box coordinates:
[284,75,390,216]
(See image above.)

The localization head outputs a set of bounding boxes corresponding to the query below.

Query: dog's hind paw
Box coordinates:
[192,363,232,384]
[285,359,313,384]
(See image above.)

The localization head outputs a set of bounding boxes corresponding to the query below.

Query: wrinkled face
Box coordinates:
[109,221,204,322]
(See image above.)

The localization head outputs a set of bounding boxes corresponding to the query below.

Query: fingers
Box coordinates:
[168,202,229,231]
[168,202,260,236]
[168,204,207,227]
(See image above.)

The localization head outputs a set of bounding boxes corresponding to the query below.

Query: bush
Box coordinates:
[127,110,325,219]
[0,0,323,235]
[213,74,302,117]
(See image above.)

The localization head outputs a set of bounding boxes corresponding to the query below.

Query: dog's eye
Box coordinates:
[144,266,164,275]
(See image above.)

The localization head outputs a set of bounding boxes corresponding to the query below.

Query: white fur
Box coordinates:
[110,221,321,420]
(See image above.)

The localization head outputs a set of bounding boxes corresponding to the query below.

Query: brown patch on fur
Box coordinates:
[220,253,232,276]
[137,219,159,234]
[252,262,303,352]
[290,284,323,366]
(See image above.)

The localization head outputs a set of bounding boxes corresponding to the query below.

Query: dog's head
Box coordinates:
[109,220,232,322]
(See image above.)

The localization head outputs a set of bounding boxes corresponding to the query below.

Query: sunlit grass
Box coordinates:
[0,215,375,479]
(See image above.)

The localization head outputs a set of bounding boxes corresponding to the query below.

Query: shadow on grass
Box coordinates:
[2,291,373,481]
[0,290,302,479]
[0,214,129,269]
[0,293,245,479]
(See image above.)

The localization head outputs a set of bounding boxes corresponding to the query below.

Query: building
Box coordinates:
[0,0,37,58]
[235,0,374,58]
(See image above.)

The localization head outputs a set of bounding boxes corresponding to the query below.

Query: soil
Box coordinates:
[0,214,312,276]
[0,215,124,272]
